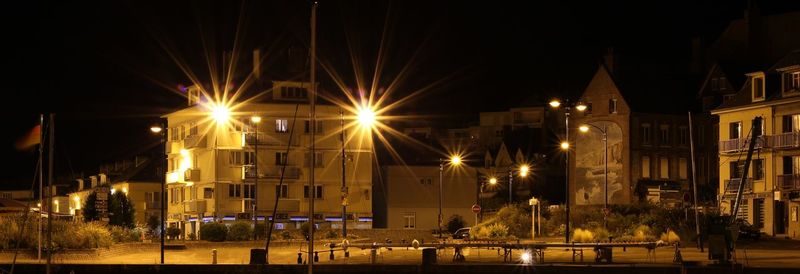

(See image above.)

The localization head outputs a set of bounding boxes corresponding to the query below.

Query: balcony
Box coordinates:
[719,137,765,153]
[185,200,207,213]
[244,165,300,180]
[276,199,300,212]
[723,178,753,195]
[245,133,298,147]
[184,169,200,182]
[777,174,800,191]
[144,201,162,210]
[768,132,800,149]
[183,135,207,149]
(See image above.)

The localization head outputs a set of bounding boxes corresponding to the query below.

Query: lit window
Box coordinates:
[753,75,764,100]
[609,99,617,114]
[275,119,288,133]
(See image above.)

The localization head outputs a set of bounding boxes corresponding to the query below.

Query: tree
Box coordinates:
[447,214,466,233]
[82,192,99,223]
[109,192,135,228]
[147,215,160,237]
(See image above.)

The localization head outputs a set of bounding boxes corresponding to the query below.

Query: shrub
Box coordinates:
[188,232,197,241]
[446,215,466,233]
[227,221,252,241]
[473,204,531,238]
[199,223,228,242]
[254,223,267,240]
[472,223,508,239]
[0,215,36,249]
[592,227,610,241]
[571,228,594,242]
[280,230,292,240]
[51,221,113,249]
[300,222,316,240]
[325,229,338,239]
[660,230,681,243]
[109,226,141,243]
[166,227,182,240]
[146,215,160,237]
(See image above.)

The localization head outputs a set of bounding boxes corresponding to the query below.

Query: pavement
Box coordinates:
[3,237,800,267]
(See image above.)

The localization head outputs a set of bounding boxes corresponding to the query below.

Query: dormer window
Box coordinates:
[608,99,617,114]
[751,73,765,101]
[719,77,727,90]
[785,71,800,93]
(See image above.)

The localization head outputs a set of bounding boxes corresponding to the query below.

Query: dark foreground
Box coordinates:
[3,264,799,274]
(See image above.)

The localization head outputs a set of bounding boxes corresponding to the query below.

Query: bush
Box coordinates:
[325,229,338,239]
[446,215,466,233]
[471,223,509,239]
[227,221,252,241]
[280,230,293,240]
[109,226,141,243]
[0,215,36,249]
[188,232,197,241]
[199,223,228,242]
[472,204,530,238]
[300,222,316,240]
[571,228,594,242]
[254,223,267,240]
[52,221,113,249]
[660,230,681,243]
[167,227,182,240]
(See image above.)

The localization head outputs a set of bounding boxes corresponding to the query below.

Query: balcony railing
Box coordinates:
[244,165,300,179]
[723,178,753,195]
[183,135,207,149]
[719,137,765,153]
[244,133,298,146]
[144,201,162,210]
[185,200,207,213]
[767,132,800,149]
[777,174,800,191]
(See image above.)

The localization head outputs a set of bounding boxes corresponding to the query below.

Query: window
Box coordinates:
[719,77,727,90]
[660,157,669,179]
[275,185,288,198]
[304,185,323,199]
[180,125,186,140]
[784,71,800,92]
[723,94,735,102]
[190,186,197,200]
[419,177,433,185]
[204,188,213,199]
[642,123,651,144]
[0,192,11,199]
[609,99,617,114]
[304,121,324,134]
[402,212,416,229]
[642,156,651,178]
[678,126,688,146]
[188,88,201,105]
[189,122,198,136]
[730,161,743,179]
[783,114,800,133]
[229,151,243,165]
[229,184,241,198]
[305,152,323,167]
[275,152,288,165]
[275,119,288,133]
[753,159,764,180]
[711,78,719,91]
[244,184,255,199]
[679,158,688,179]
[729,122,741,139]
[753,76,764,100]
[281,86,308,99]
[659,124,670,145]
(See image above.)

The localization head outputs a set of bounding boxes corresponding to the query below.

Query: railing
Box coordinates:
[777,174,800,191]
[144,201,162,210]
[767,132,800,149]
[724,178,753,194]
[184,200,207,213]
[276,199,300,212]
[244,165,300,179]
[719,137,765,153]
[244,133,298,146]
[183,134,206,149]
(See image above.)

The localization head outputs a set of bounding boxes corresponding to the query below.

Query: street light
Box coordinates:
[579,123,609,229]
[250,115,261,240]
[439,155,462,240]
[508,164,530,203]
[149,123,166,264]
[549,98,586,243]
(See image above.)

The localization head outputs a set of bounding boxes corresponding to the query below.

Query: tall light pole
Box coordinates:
[550,99,586,243]
[150,123,166,264]
[579,123,609,229]
[439,155,461,240]
[340,110,347,238]
[507,164,529,204]
[250,115,261,240]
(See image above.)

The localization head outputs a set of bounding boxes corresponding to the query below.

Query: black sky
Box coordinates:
[2,0,799,186]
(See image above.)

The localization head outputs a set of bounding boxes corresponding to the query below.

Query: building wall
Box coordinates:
[385,165,478,230]
[164,98,373,236]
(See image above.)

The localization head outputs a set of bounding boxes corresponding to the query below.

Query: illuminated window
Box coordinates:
[275,185,288,198]
[752,75,764,100]
[275,119,288,133]
[609,99,617,114]
[641,156,650,178]
[403,212,416,229]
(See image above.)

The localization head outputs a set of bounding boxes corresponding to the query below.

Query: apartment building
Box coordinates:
[712,50,800,238]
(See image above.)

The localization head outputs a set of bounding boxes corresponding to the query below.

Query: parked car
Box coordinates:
[452,227,470,239]
[734,219,761,240]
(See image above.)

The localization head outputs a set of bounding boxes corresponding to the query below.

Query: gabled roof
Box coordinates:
[598,61,700,115]
[714,50,800,111]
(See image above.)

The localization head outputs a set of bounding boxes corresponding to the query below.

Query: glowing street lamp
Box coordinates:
[211,105,231,124]
[357,106,376,128]
[549,98,587,243]
[438,154,462,239]
[507,164,530,203]
[149,122,167,264]
[579,123,609,229]
[489,177,498,185]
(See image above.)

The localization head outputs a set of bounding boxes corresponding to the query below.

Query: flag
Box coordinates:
[15,124,41,150]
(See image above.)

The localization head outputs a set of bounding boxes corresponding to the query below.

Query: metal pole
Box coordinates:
[46,113,54,274]
[160,124,166,264]
[603,127,608,230]
[341,110,347,238]
[688,111,702,251]
[253,121,259,240]
[508,170,513,203]
[38,114,43,262]
[439,160,443,240]
[565,109,571,243]
[308,3,317,274]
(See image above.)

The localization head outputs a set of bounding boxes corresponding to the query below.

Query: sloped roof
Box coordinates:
[714,50,799,111]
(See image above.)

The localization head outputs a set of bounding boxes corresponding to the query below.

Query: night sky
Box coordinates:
[3,1,799,187]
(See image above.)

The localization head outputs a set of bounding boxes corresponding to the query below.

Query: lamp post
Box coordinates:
[507,164,529,204]
[579,123,609,229]
[549,99,586,243]
[150,124,166,265]
[250,115,261,240]
[439,155,461,240]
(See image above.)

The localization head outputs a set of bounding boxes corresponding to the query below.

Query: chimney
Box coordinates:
[99,173,107,184]
[253,49,261,80]
[90,176,98,188]
[77,179,84,191]
[603,47,617,76]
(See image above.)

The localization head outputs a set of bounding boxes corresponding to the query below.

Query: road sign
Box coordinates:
[471,204,481,214]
